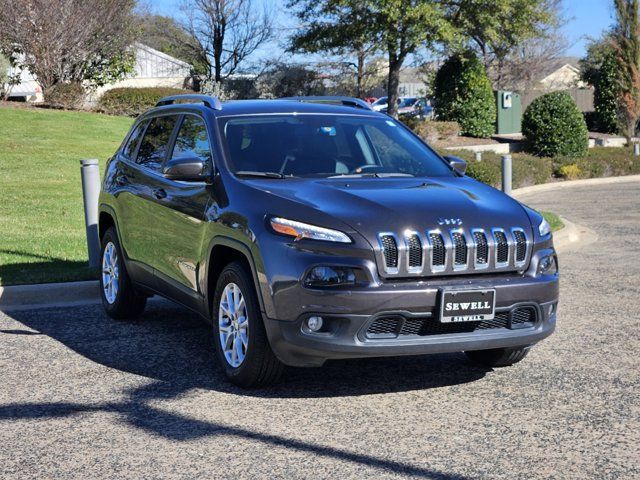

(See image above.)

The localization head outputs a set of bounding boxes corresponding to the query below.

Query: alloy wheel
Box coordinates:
[102,242,119,304]
[218,282,249,367]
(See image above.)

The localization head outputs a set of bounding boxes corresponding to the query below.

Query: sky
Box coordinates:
[151,0,617,60]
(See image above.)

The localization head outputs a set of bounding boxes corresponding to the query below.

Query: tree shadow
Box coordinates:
[0,249,96,285]
[7,302,489,399]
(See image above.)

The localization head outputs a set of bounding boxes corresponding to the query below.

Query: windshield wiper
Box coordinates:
[235,171,291,179]
[328,172,415,179]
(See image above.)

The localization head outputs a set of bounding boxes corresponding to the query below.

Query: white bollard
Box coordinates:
[501,154,512,196]
[475,151,482,162]
[80,159,101,267]
[634,143,640,156]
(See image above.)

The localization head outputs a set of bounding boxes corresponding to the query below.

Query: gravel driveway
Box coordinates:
[1,180,638,479]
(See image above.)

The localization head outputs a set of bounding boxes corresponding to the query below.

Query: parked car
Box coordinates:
[371,96,389,111]
[99,94,559,387]
[396,97,433,119]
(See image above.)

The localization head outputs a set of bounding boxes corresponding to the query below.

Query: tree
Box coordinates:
[287,1,455,118]
[454,0,562,88]
[181,0,273,85]
[137,14,208,75]
[254,62,326,98]
[288,1,380,98]
[611,0,640,138]
[0,53,10,99]
[433,51,496,137]
[0,0,138,98]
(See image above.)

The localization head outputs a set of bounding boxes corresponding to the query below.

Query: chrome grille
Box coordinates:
[513,229,527,265]
[429,232,446,268]
[452,231,468,267]
[406,233,422,269]
[377,226,531,277]
[473,231,489,266]
[379,235,398,271]
[494,230,509,266]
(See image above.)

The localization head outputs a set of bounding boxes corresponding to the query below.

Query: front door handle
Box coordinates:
[153,188,167,200]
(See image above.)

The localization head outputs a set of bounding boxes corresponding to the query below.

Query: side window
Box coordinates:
[136,115,179,172]
[122,120,148,160]
[171,116,213,168]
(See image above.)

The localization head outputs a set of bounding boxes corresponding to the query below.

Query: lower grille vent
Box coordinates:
[366,307,538,339]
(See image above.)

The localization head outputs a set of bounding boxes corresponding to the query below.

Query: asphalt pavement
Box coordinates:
[1,179,638,479]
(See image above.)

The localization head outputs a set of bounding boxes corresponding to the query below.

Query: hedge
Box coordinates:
[522,91,589,157]
[98,87,190,116]
[45,83,85,110]
[402,118,460,144]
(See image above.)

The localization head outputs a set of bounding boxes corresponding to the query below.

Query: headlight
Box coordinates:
[538,254,558,275]
[539,218,551,237]
[270,217,351,243]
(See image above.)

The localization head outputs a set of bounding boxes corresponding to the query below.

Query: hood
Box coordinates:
[245,176,532,244]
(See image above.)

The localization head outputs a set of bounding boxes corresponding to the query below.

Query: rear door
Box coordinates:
[117,114,181,277]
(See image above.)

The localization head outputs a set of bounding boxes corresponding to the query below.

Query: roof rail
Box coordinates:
[281,96,372,111]
[156,94,222,110]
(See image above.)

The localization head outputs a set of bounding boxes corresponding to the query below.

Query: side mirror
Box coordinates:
[163,156,208,181]
[444,155,467,175]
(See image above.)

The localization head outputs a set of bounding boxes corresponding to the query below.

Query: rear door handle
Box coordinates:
[153,188,167,200]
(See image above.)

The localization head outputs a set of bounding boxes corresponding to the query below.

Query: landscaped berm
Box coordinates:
[0,105,132,285]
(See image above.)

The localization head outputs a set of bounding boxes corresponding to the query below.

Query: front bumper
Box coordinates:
[263,273,558,367]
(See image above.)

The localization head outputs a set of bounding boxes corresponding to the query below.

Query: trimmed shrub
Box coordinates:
[433,51,496,138]
[465,159,502,186]
[522,91,589,157]
[98,87,190,116]
[45,83,85,110]
[403,119,460,144]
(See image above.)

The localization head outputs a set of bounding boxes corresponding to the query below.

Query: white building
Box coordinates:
[3,43,192,104]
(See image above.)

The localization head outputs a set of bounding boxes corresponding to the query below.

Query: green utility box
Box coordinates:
[495,90,522,134]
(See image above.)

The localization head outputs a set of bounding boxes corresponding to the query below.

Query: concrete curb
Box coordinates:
[0,280,100,311]
[4,175,634,311]
[512,174,640,197]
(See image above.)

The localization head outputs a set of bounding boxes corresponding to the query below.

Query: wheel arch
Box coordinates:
[204,236,272,321]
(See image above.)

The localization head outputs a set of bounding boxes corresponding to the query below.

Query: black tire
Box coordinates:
[465,346,530,367]
[100,227,147,319]
[212,261,284,387]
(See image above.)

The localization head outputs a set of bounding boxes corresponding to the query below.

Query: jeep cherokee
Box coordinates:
[98,94,559,387]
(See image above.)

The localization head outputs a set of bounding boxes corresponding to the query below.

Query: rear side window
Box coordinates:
[171,116,212,167]
[136,115,179,172]
[122,120,148,160]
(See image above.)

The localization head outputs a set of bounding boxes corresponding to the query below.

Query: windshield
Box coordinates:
[220,114,453,178]
[399,97,417,107]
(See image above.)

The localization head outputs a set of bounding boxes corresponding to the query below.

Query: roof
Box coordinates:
[132,42,191,69]
[536,56,581,81]
[147,99,385,118]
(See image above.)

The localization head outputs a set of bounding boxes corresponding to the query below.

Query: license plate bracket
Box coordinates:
[439,289,496,323]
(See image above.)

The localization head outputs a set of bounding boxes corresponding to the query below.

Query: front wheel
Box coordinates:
[465,346,530,367]
[212,261,284,387]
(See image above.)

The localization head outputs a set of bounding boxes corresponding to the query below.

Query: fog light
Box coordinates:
[307,316,323,332]
[304,266,357,287]
[538,255,558,275]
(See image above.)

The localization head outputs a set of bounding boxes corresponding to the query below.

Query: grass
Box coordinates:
[0,105,132,285]
[541,211,564,232]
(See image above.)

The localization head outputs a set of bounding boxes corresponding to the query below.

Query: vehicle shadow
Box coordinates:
[0,249,96,285]
[7,301,490,399]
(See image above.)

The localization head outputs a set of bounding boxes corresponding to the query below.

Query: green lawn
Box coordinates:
[0,106,132,285]
[541,211,564,232]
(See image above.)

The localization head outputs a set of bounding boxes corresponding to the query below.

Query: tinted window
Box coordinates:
[122,121,148,160]
[136,115,178,172]
[171,116,212,167]
[221,115,452,178]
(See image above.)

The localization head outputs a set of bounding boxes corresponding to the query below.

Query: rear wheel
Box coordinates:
[212,261,284,387]
[100,227,146,319]
[465,346,530,367]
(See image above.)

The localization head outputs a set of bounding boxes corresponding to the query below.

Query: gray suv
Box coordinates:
[98,95,559,387]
